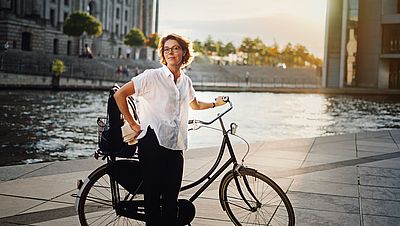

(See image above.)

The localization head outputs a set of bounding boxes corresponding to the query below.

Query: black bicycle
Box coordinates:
[75,97,295,225]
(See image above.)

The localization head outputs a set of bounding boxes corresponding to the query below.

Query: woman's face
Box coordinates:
[163,39,184,67]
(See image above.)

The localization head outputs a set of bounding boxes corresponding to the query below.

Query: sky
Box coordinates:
[158,0,327,58]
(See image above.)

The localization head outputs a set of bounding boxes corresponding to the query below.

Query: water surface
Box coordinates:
[1,90,399,166]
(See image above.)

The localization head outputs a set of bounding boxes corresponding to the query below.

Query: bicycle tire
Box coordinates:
[77,164,145,226]
[219,167,295,226]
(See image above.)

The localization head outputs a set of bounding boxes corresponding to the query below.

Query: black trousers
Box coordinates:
[138,127,184,226]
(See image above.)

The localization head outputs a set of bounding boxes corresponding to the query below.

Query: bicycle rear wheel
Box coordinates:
[77,164,145,226]
[219,167,295,226]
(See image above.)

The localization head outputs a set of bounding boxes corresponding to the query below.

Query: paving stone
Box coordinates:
[295,208,360,226]
[363,214,400,226]
[289,191,359,214]
[360,185,400,201]
[290,180,358,197]
[362,198,400,217]
[289,166,358,184]
[358,166,400,177]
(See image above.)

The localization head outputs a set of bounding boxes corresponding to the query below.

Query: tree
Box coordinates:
[51,59,65,90]
[281,43,295,67]
[145,33,160,60]
[63,12,103,55]
[239,37,259,65]
[124,28,145,59]
[222,42,236,56]
[145,32,160,49]
[204,35,216,55]
[192,40,205,54]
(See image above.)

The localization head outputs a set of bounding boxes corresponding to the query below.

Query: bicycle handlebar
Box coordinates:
[189,96,232,126]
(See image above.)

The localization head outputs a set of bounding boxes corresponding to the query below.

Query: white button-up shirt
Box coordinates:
[132,65,195,151]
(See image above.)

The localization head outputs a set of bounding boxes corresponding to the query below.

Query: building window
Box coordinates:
[50,9,56,26]
[53,39,59,54]
[124,26,127,35]
[12,40,16,48]
[64,0,69,6]
[21,32,32,51]
[67,40,72,55]
[88,1,96,15]
[1,0,12,9]
[116,24,119,36]
[389,60,400,89]
[125,10,128,21]
[116,8,120,19]
[64,12,68,20]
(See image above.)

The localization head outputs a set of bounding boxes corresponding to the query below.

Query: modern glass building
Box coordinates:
[323,0,400,89]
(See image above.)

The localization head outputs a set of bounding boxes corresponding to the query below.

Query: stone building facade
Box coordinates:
[0,0,154,58]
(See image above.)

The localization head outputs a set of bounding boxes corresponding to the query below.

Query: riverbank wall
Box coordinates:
[2,71,400,95]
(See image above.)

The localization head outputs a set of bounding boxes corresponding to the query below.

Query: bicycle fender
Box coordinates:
[74,163,109,212]
[74,176,91,212]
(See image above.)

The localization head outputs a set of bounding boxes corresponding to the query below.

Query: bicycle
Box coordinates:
[74,97,295,225]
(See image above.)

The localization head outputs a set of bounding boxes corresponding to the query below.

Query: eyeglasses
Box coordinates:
[163,45,181,54]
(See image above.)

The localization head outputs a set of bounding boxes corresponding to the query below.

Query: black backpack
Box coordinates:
[97,84,139,158]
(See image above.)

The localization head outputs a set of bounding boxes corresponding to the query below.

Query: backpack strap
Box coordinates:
[127,96,140,123]
[111,84,140,124]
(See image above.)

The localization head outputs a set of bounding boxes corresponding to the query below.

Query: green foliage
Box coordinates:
[191,35,322,68]
[63,12,103,37]
[223,42,236,56]
[145,33,160,49]
[204,35,216,54]
[124,28,146,48]
[193,40,205,54]
[52,59,65,76]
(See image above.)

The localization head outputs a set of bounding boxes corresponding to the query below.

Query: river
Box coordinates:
[1,90,400,166]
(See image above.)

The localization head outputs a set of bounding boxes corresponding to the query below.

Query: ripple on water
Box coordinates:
[1,90,400,166]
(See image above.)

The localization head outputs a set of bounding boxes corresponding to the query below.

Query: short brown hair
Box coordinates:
[158,33,193,68]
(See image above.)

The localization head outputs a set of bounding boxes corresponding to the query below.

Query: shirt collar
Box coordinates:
[161,65,173,79]
[161,65,186,81]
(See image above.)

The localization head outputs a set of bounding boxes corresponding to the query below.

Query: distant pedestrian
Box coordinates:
[116,65,123,76]
[84,44,93,59]
[122,65,129,77]
[245,71,250,86]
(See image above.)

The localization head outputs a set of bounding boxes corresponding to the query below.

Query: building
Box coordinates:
[0,0,155,58]
[323,0,400,89]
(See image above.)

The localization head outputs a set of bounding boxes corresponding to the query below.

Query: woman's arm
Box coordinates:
[190,96,226,110]
[114,81,142,134]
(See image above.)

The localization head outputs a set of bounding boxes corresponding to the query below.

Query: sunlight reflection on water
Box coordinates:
[1,90,399,166]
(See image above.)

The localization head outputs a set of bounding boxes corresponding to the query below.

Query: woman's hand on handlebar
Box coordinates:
[214,96,229,107]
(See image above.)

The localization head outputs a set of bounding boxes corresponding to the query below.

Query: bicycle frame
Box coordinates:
[181,101,258,208]
[97,100,258,213]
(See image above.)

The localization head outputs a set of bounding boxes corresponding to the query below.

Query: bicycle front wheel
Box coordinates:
[219,167,295,226]
[77,164,145,226]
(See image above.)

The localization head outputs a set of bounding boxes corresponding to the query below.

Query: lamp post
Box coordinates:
[1,41,8,70]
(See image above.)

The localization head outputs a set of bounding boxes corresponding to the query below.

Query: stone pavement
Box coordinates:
[1,130,400,225]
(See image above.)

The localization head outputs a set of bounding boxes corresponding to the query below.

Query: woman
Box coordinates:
[114,33,226,225]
